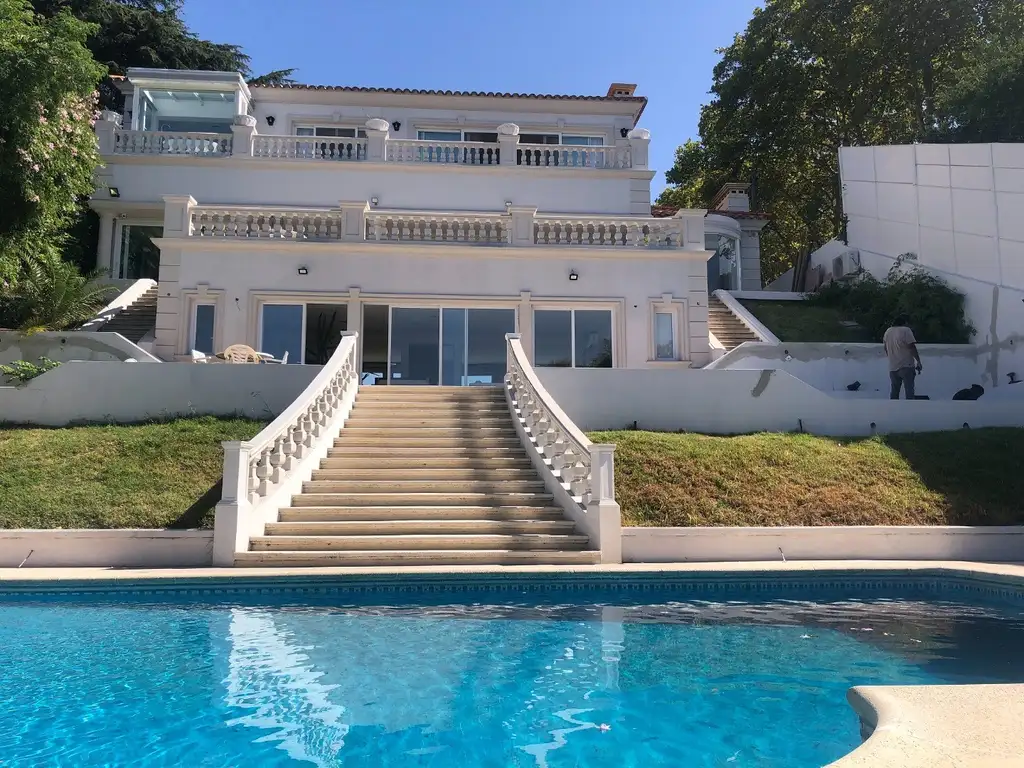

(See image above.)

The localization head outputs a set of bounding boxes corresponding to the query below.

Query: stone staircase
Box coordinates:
[98,286,158,343]
[709,295,760,350]
[234,385,599,567]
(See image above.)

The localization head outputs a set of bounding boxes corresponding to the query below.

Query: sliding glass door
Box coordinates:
[258,303,348,364]
[390,308,440,385]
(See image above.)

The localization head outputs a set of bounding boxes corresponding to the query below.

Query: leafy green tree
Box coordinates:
[659,0,1024,284]
[936,37,1024,143]
[0,257,114,332]
[0,0,106,281]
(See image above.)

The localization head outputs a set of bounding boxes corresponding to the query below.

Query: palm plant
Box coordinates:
[3,258,115,334]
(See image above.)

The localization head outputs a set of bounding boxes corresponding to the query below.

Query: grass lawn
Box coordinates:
[0,417,266,529]
[594,428,1024,527]
[739,299,876,342]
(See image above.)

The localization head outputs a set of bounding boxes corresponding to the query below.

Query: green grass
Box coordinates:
[592,428,1024,527]
[739,300,876,342]
[0,417,266,529]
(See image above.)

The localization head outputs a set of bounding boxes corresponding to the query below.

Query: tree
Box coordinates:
[0,258,114,332]
[936,37,1024,143]
[659,0,1024,284]
[0,0,106,281]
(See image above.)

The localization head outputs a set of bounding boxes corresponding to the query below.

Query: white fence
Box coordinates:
[386,139,500,165]
[365,212,507,244]
[518,144,631,169]
[114,129,231,156]
[191,208,345,240]
[252,135,367,161]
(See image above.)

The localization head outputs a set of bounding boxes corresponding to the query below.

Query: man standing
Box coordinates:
[883,314,923,400]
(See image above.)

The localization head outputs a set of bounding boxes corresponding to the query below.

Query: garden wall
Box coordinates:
[0,331,158,365]
[536,367,1024,436]
[0,530,212,568]
[0,361,318,426]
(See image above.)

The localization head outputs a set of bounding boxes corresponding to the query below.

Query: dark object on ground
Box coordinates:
[847,381,861,391]
[913,395,931,400]
[1009,372,1020,385]
[953,384,985,401]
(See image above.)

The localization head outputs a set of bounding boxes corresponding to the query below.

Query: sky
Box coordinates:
[182,0,762,197]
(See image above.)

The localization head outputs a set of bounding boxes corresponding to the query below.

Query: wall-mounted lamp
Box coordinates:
[370,197,379,207]
[108,187,120,198]
[568,269,579,281]
[297,266,309,276]
[505,201,512,211]
[619,127,629,138]
[391,120,401,131]
[266,115,276,127]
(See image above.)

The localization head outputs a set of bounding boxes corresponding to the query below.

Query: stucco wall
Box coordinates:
[536,367,1024,436]
[835,144,1024,354]
[711,342,1024,400]
[157,244,712,369]
[0,331,158,366]
[0,361,317,426]
[0,530,212,568]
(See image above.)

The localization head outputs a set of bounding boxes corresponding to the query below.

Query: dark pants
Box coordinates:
[889,367,916,400]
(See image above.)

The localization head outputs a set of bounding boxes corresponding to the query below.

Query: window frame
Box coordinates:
[190,303,217,355]
[532,306,616,369]
[114,219,163,280]
[293,124,368,138]
[179,287,225,357]
[647,295,689,363]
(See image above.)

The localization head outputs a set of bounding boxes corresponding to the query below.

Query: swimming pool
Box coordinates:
[1,572,1022,767]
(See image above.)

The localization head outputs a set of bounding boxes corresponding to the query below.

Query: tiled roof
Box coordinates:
[257,83,647,106]
[651,204,770,220]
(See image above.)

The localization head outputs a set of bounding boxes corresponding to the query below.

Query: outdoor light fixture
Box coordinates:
[266,115,276,127]
[297,266,309,276]
[620,128,629,138]
[505,201,513,210]
[108,187,120,198]
[568,269,579,281]
[370,197,379,207]
[391,121,402,131]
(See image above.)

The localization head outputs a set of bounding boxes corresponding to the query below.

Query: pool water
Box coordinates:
[1,586,1023,767]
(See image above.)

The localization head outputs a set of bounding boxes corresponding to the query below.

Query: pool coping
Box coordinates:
[3,559,1023,768]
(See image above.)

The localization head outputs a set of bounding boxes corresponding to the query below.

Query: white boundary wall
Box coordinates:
[536,367,1024,436]
[0,331,158,365]
[623,526,1024,563]
[0,530,213,567]
[0,361,317,426]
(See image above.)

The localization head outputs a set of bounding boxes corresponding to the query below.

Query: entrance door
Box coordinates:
[441,308,515,385]
[389,307,440,385]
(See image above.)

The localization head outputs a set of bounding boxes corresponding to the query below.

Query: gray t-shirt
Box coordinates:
[883,325,917,371]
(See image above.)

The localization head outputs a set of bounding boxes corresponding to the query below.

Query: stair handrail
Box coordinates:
[712,289,781,344]
[504,333,621,562]
[214,331,359,565]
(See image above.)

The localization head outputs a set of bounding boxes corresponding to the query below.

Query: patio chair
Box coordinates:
[190,350,210,363]
[221,344,263,364]
[259,350,290,365]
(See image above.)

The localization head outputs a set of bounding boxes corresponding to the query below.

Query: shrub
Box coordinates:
[0,356,60,384]
[808,254,975,343]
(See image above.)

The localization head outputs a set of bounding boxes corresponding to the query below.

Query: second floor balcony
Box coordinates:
[97,114,650,171]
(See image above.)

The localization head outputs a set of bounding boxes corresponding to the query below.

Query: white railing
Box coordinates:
[213,333,359,566]
[534,216,684,247]
[191,207,344,240]
[113,129,232,156]
[386,139,501,165]
[518,144,631,169]
[504,333,621,563]
[252,135,367,161]
[365,211,507,244]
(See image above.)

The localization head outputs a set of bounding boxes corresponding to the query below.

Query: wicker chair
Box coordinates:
[221,344,263,364]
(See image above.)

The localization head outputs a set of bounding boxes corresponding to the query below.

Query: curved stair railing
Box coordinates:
[504,333,621,563]
[213,332,359,565]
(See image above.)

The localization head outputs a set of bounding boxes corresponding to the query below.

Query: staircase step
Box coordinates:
[292,492,555,507]
[234,549,601,567]
[302,479,547,493]
[251,533,589,551]
[265,519,578,536]
[320,456,533,469]
[334,437,524,448]
[310,468,537,481]
[279,505,568,521]
[327,445,528,457]
[344,417,513,427]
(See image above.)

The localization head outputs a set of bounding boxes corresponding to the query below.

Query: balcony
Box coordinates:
[97,115,650,171]
[169,198,705,251]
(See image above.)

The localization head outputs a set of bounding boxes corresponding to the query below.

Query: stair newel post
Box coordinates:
[213,441,254,567]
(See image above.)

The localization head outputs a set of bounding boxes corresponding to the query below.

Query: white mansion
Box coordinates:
[91,68,768,377]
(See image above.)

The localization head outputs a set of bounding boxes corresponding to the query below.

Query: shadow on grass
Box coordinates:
[166,480,222,530]
[879,429,1024,526]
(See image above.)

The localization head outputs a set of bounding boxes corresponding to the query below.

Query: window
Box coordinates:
[260,304,304,364]
[520,133,604,146]
[654,312,675,360]
[191,304,216,355]
[117,224,162,280]
[418,130,462,142]
[520,133,560,145]
[534,309,613,368]
[562,135,604,146]
[295,126,367,138]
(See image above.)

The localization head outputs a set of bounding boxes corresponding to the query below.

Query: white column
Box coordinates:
[364,118,389,162]
[96,214,115,276]
[627,128,651,170]
[508,205,537,247]
[339,201,370,241]
[162,195,197,237]
[673,208,708,251]
[497,122,520,166]
[230,115,256,159]
[213,441,253,566]
[518,291,533,363]
[95,111,120,154]
[587,443,622,564]
[347,288,362,374]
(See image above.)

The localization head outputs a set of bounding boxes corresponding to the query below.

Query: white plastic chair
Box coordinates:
[190,350,209,363]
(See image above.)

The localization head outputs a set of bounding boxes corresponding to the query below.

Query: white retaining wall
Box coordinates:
[0,331,158,365]
[710,342,1024,400]
[0,529,213,567]
[0,361,318,426]
[536,367,1024,436]
[622,526,1024,563]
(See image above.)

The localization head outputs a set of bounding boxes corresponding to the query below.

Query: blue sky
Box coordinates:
[182,0,761,196]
